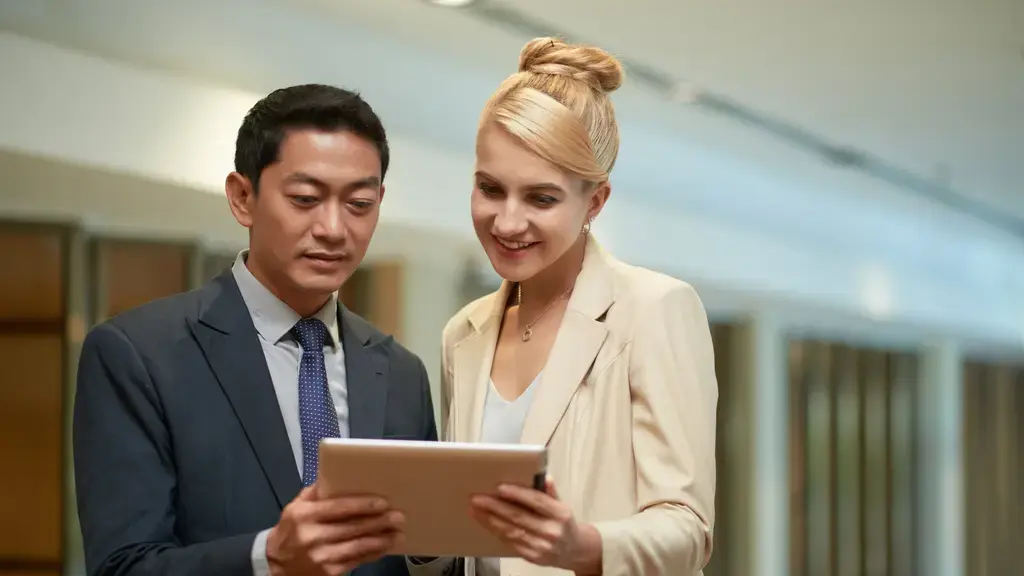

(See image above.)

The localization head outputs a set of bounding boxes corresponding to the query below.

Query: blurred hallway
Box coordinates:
[1,1,1022,575]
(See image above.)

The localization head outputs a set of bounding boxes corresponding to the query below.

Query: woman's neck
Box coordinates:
[517,237,586,311]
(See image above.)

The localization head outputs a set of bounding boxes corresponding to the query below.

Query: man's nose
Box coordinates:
[311,202,348,243]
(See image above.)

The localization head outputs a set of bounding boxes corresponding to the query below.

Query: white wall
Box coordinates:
[2,31,1023,346]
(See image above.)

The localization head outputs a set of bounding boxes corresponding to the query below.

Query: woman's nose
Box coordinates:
[493,203,528,236]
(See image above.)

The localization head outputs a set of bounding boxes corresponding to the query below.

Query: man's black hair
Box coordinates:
[234,84,390,191]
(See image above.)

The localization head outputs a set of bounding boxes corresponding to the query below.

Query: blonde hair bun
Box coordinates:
[518,37,624,94]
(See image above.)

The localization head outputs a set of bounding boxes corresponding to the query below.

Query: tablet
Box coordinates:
[317,438,547,558]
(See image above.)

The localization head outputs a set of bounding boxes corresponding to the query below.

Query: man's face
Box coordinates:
[226,129,383,310]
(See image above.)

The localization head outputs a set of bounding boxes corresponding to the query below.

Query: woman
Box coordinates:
[414,37,718,576]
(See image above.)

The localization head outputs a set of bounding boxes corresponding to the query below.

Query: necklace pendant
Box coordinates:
[522,328,533,342]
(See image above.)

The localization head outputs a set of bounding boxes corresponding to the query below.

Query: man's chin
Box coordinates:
[293,269,350,295]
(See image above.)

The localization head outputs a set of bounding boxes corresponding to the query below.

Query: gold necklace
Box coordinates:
[516,282,573,342]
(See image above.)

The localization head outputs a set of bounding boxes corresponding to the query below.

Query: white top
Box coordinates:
[477,374,541,576]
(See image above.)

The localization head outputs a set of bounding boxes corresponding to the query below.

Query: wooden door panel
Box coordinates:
[101,241,190,318]
[0,230,63,321]
[0,334,64,561]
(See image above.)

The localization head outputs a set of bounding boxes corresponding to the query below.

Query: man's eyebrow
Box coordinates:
[282,173,381,191]
[283,172,327,189]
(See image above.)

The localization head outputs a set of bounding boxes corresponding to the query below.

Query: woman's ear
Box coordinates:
[587,181,611,220]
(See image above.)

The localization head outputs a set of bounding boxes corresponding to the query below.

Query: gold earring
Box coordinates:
[581,218,593,236]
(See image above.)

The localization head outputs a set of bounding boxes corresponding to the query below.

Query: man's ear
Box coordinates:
[379,185,386,204]
[225,172,256,228]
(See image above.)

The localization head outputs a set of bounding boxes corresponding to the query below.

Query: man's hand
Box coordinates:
[267,483,405,576]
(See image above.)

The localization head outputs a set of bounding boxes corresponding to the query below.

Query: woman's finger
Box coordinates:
[496,483,563,517]
[471,495,548,533]
[544,475,559,499]
[476,510,554,562]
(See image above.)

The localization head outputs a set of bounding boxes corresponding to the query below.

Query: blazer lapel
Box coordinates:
[341,307,389,440]
[520,237,615,446]
[190,272,301,508]
[452,284,509,443]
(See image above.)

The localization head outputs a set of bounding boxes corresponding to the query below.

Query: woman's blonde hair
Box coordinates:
[480,37,624,184]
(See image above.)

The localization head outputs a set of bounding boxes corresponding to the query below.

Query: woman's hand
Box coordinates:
[470,476,602,575]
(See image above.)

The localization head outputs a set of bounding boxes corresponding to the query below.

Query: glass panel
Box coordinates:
[862,350,889,576]
[962,358,1024,575]
[991,367,1014,571]
[703,323,736,576]
[805,341,832,576]
[834,345,862,576]
[788,340,808,576]
[889,353,916,576]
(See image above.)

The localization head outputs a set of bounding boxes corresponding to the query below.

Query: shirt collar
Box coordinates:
[231,250,341,350]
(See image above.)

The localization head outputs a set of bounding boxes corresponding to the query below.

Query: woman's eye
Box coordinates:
[479,183,501,196]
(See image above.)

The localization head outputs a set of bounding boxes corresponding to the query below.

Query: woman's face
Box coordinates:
[471,123,608,283]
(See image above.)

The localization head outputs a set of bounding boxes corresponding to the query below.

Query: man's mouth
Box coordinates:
[304,252,346,261]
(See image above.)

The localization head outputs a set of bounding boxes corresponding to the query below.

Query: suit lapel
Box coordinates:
[341,307,389,439]
[521,236,615,446]
[190,272,301,508]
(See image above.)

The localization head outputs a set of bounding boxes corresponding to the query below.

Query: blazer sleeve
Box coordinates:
[73,322,256,576]
[439,322,456,442]
[592,283,718,576]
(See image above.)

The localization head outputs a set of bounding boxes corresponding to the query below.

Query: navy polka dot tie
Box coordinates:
[292,318,340,487]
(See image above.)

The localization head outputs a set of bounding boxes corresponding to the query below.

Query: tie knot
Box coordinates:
[292,318,327,352]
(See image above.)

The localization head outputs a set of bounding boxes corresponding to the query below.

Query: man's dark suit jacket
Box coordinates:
[73,270,438,576]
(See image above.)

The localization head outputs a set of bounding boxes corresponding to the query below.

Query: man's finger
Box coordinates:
[318,532,403,568]
[312,511,405,545]
[313,495,390,522]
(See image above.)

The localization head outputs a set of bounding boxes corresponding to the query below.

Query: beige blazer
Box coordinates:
[437,236,717,576]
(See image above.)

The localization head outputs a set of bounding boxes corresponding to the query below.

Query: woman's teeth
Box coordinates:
[497,238,533,250]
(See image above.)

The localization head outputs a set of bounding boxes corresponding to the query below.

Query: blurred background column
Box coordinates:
[917,339,964,576]
[398,257,470,426]
[738,312,788,576]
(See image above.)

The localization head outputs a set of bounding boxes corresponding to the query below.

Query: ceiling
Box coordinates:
[1,0,1022,239]
[294,0,1024,224]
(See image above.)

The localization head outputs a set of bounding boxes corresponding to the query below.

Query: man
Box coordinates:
[74,84,439,576]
